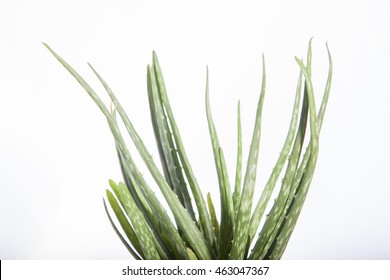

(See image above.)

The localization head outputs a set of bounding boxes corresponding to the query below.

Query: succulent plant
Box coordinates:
[44,40,332,260]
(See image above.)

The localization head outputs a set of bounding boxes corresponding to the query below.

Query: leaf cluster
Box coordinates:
[44,40,332,259]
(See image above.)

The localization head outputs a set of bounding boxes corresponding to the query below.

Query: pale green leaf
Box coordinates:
[205,68,234,259]
[152,53,215,248]
[229,55,266,260]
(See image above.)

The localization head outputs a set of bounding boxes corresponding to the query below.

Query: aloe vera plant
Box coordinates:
[44,40,332,260]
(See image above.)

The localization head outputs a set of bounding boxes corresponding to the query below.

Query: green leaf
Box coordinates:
[44,44,171,258]
[115,147,159,230]
[229,55,266,260]
[147,64,196,221]
[103,198,143,260]
[186,247,199,260]
[44,44,190,259]
[248,67,304,248]
[43,43,111,118]
[87,61,205,259]
[266,44,332,259]
[88,68,182,259]
[207,192,220,244]
[105,189,144,258]
[252,50,319,260]
[88,59,213,260]
[252,42,314,259]
[294,56,318,154]
[248,69,304,259]
[152,53,215,248]
[233,101,242,217]
[205,68,234,259]
[317,43,333,133]
[112,181,161,260]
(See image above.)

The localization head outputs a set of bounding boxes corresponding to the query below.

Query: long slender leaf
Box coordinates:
[111,109,162,244]
[113,181,161,260]
[233,101,242,216]
[106,188,144,257]
[152,53,215,247]
[317,43,333,132]
[147,64,196,221]
[218,147,235,258]
[112,178,172,260]
[229,56,266,260]
[115,147,159,231]
[207,192,220,244]
[257,55,319,260]
[249,42,314,259]
[87,60,213,260]
[116,148,190,259]
[266,45,332,259]
[248,69,304,259]
[248,68,303,247]
[248,40,312,248]
[44,44,190,259]
[205,68,234,259]
[90,67,194,260]
[103,198,142,260]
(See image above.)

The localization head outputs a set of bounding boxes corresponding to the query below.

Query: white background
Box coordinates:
[1,0,389,259]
